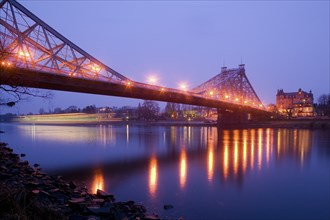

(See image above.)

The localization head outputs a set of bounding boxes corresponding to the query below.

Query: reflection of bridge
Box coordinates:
[0,0,271,124]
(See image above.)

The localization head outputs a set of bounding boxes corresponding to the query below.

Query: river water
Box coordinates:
[0,123,329,219]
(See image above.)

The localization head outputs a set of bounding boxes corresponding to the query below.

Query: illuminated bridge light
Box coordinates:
[147,75,158,85]
[17,49,31,58]
[235,98,239,102]
[91,64,101,72]
[179,83,187,91]
[244,100,248,104]
[225,95,229,99]
[209,91,214,96]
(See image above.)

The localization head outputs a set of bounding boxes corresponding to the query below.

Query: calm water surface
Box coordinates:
[0,123,329,220]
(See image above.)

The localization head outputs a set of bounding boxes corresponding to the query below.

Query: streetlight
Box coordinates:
[147,75,158,85]
[179,83,187,91]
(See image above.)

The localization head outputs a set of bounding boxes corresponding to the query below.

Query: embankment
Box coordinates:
[0,142,159,220]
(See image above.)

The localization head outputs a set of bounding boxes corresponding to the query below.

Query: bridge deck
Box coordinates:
[0,67,269,115]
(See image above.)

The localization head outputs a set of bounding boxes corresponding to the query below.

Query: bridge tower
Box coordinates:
[192,64,267,126]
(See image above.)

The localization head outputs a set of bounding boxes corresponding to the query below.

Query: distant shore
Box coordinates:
[1,113,330,129]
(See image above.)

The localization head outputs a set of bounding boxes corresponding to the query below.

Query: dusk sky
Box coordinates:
[2,0,329,114]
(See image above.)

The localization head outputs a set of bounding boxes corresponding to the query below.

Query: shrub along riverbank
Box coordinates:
[0,142,160,220]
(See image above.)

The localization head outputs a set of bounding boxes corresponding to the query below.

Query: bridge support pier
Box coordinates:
[217,108,272,127]
[217,108,250,127]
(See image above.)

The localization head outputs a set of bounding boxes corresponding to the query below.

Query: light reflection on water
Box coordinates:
[0,123,329,220]
[148,156,158,198]
[92,169,105,194]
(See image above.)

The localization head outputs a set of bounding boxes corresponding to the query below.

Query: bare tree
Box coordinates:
[318,94,329,106]
[0,85,53,107]
[138,100,160,121]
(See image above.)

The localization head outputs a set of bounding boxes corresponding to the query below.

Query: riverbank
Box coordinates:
[0,142,160,220]
[2,112,330,129]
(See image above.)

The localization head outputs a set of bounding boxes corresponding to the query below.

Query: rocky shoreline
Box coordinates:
[0,142,160,220]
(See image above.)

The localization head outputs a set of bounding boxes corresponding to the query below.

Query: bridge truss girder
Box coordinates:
[192,65,265,110]
[0,0,128,82]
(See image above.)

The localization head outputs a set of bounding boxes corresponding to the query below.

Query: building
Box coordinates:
[276,88,314,117]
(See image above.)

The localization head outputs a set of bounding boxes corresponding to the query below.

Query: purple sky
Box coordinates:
[2,1,329,114]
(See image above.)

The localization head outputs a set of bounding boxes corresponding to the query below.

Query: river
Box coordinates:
[0,123,329,219]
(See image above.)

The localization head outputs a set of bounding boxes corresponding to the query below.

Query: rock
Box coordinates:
[87,205,111,215]
[19,160,29,166]
[163,204,174,210]
[69,197,86,203]
[32,189,40,194]
[69,181,77,189]
[50,188,60,193]
[33,163,40,167]
[144,214,161,220]
[87,216,100,220]
[96,189,114,201]
[92,198,104,203]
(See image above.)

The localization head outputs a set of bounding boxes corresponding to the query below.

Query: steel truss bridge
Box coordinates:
[0,0,271,124]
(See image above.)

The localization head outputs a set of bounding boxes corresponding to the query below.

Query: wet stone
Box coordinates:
[32,189,40,194]
[144,214,161,220]
[92,198,104,203]
[33,163,40,167]
[69,197,86,204]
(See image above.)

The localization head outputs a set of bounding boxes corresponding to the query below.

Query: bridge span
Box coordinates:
[0,0,272,125]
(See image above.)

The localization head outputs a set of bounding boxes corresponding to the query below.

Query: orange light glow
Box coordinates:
[235,98,239,102]
[179,83,187,91]
[92,169,105,194]
[148,156,158,197]
[225,95,229,99]
[179,149,187,188]
[244,100,248,104]
[233,130,239,176]
[17,50,30,58]
[91,65,101,72]
[242,130,248,173]
[160,88,165,92]
[250,129,255,169]
[223,144,229,180]
[258,129,263,170]
[1,61,5,65]
[147,75,158,85]
[209,91,214,96]
[207,146,214,181]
